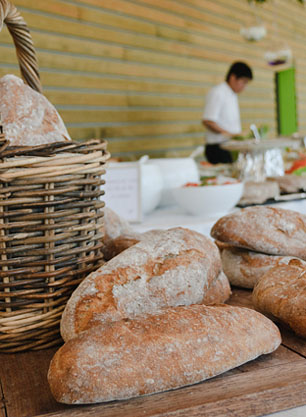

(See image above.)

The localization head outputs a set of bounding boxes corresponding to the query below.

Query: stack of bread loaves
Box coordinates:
[60,226,231,341]
[211,205,306,289]
[211,206,306,339]
[48,223,281,404]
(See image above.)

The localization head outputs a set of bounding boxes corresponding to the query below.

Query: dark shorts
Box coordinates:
[205,144,233,164]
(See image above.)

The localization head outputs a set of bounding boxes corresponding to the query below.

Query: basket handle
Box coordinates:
[0,0,42,93]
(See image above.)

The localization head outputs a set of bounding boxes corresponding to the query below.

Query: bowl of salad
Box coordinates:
[171,176,244,217]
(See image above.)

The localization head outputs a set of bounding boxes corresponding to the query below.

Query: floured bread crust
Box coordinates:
[253,259,306,338]
[221,247,301,289]
[102,207,141,261]
[211,206,306,260]
[0,74,71,146]
[49,304,281,404]
[202,271,231,304]
[238,181,279,206]
[61,227,222,341]
[269,175,306,193]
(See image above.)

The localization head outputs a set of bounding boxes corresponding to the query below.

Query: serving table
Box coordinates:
[0,288,305,417]
[1,201,305,417]
[132,199,306,235]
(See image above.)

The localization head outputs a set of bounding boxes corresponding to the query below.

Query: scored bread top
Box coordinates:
[211,206,306,259]
[61,227,221,341]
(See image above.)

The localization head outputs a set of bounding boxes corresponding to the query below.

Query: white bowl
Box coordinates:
[171,181,244,217]
[148,158,199,207]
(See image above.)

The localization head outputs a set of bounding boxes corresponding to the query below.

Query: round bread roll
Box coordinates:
[102,207,141,261]
[238,181,279,206]
[253,259,306,338]
[202,271,231,304]
[221,247,298,289]
[269,174,306,193]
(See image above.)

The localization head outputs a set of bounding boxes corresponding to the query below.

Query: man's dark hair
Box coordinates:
[226,62,253,81]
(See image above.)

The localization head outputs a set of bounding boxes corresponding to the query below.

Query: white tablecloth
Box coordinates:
[132,200,306,417]
[132,200,306,237]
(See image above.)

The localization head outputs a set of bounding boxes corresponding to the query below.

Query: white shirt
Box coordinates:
[202,82,241,144]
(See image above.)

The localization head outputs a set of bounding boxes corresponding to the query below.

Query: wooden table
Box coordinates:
[0,288,305,417]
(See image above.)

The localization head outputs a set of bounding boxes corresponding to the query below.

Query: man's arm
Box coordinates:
[202,119,238,138]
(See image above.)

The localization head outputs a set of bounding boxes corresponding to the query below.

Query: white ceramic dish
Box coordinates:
[148,158,199,207]
[171,180,244,217]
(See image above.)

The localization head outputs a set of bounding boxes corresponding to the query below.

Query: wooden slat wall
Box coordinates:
[0,0,305,158]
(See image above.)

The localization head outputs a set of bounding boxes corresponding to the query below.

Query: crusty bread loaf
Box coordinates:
[238,181,279,206]
[211,206,306,260]
[0,74,71,146]
[103,235,141,261]
[102,207,141,261]
[61,227,222,341]
[268,174,306,193]
[49,304,281,404]
[221,247,299,289]
[253,259,306,338]
[202,271,231,304]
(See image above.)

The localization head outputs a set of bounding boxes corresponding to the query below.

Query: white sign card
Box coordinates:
[103,162,142,223]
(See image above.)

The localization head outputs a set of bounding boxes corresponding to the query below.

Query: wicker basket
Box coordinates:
[0,0,110,352]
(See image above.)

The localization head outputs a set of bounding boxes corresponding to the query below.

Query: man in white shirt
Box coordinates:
[202,62,253,164]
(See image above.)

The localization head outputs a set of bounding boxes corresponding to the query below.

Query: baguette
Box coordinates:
[49,304,281,404]
[252,259,306,338]
[61,227,222,341]
[211,206,306,260]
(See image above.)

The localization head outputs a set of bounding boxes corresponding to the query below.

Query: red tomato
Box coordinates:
[184,182,200,187]
[286,159,306,174]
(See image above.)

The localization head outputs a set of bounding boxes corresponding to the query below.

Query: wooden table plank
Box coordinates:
[0,379,6,417]
[33,361,306,417]
[0,288,305,417]
[281,328,306,357]
[0,348,68,417]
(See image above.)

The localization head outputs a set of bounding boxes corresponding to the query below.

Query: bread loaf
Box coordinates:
[102,207,141,261]
[238,181,279,206]
[211,206,306,260]
[49,304,281,404]
[221,247,297,289]
[0,74,71,146]
[202,271,231,304]
[268,174,306,193]
[253,259,306,338]
[61,227,222,341]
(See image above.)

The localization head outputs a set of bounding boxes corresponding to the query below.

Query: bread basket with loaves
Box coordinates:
[0,0,110,352]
